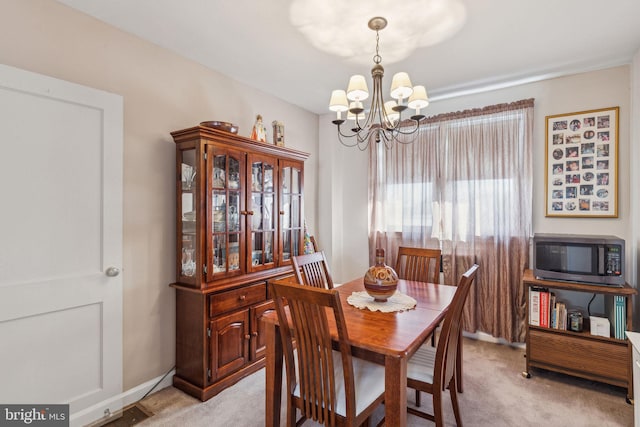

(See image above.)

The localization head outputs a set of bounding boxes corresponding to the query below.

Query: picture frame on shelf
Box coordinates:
[544,106,618,218]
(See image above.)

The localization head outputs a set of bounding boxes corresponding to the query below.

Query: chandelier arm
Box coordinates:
[337,125,358,140]
[335,123,375,151]
[374,128,394,150]
[357,139,370,151]
[337,129,363,149]
[394,127,422,144]
[357,128,372,144]
[339,129,371,151]
[394,120,421,135]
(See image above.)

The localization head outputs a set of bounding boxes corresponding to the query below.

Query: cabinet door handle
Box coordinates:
[252,331,258,337]
[247,210,254,216]
[239,295,246,301]
[245,334,251,340]
[240,210,248,215]
[279,211,285,215]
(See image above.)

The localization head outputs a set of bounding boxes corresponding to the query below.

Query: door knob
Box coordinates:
[105,267,120,277]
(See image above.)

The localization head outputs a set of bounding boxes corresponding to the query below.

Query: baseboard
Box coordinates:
[71,369,175,427]
[463,330,525,349]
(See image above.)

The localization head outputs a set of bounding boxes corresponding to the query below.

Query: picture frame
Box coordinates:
[545,107,618,217]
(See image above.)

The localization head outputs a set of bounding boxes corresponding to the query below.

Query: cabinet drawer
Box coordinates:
[209,283,266,316]
[529,329,628,381]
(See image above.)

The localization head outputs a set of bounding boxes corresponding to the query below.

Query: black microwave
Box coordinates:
[533,233,624,286]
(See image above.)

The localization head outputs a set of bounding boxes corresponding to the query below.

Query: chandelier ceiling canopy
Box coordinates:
[290,0,466,65]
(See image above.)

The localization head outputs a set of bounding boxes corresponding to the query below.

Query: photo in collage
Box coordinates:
[546,107,618,217]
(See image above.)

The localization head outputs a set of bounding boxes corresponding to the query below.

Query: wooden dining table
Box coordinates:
[263,276,459,427]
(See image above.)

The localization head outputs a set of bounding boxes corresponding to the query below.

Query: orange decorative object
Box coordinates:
[250,114,267,142]
[364,248,399,302]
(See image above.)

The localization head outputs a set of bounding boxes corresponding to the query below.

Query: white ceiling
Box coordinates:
[56,0,640,115]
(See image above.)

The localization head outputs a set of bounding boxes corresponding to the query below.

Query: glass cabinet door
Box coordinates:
[279,160,303,266]
[248,155,276,271]
[207,146,245,281]
[179,148,197,282]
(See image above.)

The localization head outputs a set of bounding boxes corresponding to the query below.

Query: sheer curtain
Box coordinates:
[369,99,533,342]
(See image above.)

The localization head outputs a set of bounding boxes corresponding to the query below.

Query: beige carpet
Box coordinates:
[137,337,633,426]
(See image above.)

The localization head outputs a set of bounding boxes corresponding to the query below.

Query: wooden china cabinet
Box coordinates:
[170,125,307,401]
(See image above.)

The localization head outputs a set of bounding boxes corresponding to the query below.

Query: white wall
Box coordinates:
[0,0,319,391]
[320,66,635,293]
[317,120,369,283]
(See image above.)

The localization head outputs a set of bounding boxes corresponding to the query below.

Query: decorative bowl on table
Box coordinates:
[363,248,399,302]
[200,121,239,134]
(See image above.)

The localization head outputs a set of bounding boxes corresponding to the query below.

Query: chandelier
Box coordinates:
[329,17,429,150]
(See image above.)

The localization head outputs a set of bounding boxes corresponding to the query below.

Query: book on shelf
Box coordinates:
[529,287,540,326]
[541,290,551,328]
[605,295,626,339]
[530,286,554,328]
[549,292,556,328]
[618,296,626,339]
[555,301,567,330]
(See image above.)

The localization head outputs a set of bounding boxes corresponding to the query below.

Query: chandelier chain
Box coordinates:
[373,30,382,65]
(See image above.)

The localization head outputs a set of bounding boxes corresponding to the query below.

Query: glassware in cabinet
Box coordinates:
[179,148,197,279]
[248,157,276,271]
[279,161,303,265]
[207,147,245,280]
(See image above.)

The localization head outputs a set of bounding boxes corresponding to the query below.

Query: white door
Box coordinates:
[0,64,123,425]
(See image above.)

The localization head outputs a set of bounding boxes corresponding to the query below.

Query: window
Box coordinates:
[368,99,534,342]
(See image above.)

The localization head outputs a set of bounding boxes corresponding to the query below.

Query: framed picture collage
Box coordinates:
[545,107,618,217]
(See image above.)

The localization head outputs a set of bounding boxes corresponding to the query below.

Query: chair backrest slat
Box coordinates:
[395,247,441,284]
[436,264,479,389]
[292,251,334,289]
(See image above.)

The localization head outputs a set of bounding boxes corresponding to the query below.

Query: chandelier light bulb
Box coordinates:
[329,89,349,120]
[346,75,369,101]
[390,72,413,102]
[347,101,366,121]
[408,85,429,113]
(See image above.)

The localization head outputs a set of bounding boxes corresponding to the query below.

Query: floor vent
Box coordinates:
[100,404,153,427]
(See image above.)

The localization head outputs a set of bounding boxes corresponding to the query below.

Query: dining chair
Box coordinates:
[406,264,479,426]
[292,251,334,289]
[271,281,386,427]
[310,235,319,252]
[394,246,441,284]
[395,247,442,362]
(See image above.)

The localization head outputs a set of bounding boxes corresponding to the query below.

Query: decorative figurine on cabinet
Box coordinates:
[250,114,267,142]
[272,120,284,146]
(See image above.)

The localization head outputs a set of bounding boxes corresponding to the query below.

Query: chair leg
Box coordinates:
[433,390,444,427]
[415,389,421,407]
[450,379,463,427]
[288,406,298,427]
[456,331,463,393]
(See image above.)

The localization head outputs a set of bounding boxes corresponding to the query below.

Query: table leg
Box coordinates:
[265,322,282,427]
[385,354,407,427]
